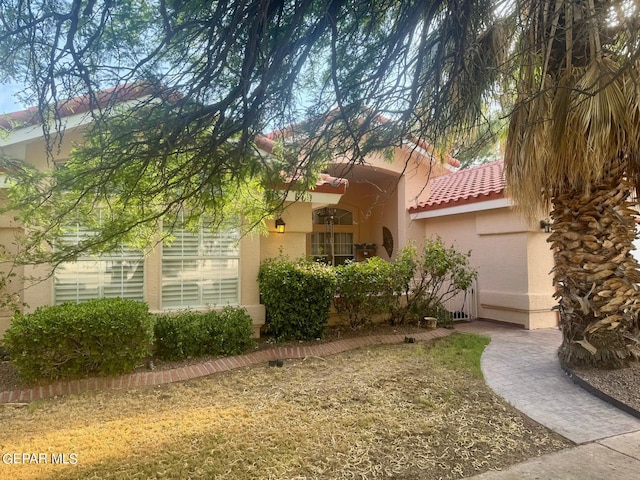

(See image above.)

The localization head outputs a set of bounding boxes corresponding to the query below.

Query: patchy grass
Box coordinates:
[428,333,491,379]
[0,335,569,480]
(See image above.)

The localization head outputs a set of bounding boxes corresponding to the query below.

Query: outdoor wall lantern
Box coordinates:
[275,217,286,234]
[540,219,552,233]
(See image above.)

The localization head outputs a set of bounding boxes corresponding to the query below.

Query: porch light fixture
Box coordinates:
[540,219,552,233]
[275,217,286,233]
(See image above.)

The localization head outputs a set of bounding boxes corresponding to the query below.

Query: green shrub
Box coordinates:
[153,307,255,360]
[3,298,153,382]
[153,311,210,360]
[258,255,336,340]
[390,237,477,325]
[211,306,256,355]
[334,257,399,328]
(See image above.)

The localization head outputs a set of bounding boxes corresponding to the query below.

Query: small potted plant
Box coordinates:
[422,316,438,330]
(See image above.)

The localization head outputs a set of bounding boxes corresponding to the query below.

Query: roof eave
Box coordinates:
[409,191,507,217]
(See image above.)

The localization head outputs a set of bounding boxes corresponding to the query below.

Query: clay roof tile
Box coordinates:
[410,160,505,213]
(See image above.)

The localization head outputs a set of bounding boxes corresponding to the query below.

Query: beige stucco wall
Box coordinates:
[0,126,273,338]
[418,206,557,329]
[0,116,458,338]
[260,201,313,262]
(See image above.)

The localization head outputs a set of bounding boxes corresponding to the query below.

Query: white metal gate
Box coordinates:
[440,278,478,321]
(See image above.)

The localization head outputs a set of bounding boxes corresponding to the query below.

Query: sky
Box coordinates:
[0,82,27,114]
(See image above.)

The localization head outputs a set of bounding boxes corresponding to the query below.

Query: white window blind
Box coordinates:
[54,224,144,304]
[161,222,240,308]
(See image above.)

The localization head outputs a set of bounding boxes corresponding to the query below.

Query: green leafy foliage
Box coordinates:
[153,307,255,361]
[153,311,210,361]
[391,238,477,325]
[258,255,336,340]
[333,238,476,328]
[0,0,510,270]
[3,298,153,382]
[257,238,475,334]
[334,257,399,329]
[213,307,257,355]
[0,252,24,316]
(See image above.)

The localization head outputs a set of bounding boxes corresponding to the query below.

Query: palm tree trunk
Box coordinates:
[550,158,640,368]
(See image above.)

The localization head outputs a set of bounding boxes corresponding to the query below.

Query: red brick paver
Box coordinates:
[0,328,454,404]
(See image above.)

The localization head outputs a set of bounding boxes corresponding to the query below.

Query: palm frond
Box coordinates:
[504,0,640,220]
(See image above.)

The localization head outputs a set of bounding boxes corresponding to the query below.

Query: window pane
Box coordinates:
[163,232,200,257]
[334,233,354,255]
[54,261,101,304]
[334,209,353,225]
[161,224,239,309]
[103,260,144,299]
[310,232,354,266]
[54,222,145,305]
[312,207,353,226]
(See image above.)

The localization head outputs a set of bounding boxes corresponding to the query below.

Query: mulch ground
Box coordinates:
[0,338,571,480]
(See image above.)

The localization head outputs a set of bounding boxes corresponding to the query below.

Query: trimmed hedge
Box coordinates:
[258,256,336,340]
[153,311,209,360]
[213,306,257,355]
[3,298,153,382]
[334,257,398,328]
[153,307,255,361]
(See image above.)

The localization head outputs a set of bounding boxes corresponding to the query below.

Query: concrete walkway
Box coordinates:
[469,430,640,480]
[458,321,640,479]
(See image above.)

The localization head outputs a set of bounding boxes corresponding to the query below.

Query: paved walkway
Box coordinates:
[457,321,640,480]
[457,321,640,444]
[468,430,640,480]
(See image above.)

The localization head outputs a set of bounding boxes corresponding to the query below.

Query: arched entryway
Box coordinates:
[307,162,412,264]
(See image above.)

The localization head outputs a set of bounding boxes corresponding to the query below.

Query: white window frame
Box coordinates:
[161,220,240,309]
[53,223,145,305]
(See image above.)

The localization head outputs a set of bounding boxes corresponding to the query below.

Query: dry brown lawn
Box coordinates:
[0,336,570,480]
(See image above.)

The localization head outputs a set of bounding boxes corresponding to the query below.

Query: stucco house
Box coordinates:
[0,91,557,338]
[410,161,557,329]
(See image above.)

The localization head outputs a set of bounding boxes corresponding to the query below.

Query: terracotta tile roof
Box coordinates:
[277,171,348,195]
[0,83,155,130]
[254,136,347,193]
[410,160,505,213]
[314,172,348,194]
[263,113,461,169]
[0,91,346,196]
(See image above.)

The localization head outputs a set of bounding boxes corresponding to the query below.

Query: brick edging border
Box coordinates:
[0,328,454,405]
[561,362,640,420]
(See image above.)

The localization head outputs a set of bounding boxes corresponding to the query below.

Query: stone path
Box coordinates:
[458,322,640,444]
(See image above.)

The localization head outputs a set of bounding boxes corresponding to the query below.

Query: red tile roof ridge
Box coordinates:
[274,170,348,195]
[410,159,505,213]
[262,112,461,169]
[0,83,155,130]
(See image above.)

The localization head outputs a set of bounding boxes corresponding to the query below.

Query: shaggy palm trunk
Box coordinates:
[550,158,640,368]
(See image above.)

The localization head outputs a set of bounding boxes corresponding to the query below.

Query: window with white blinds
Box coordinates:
[54,224,145,304]
[161,222,240,308]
